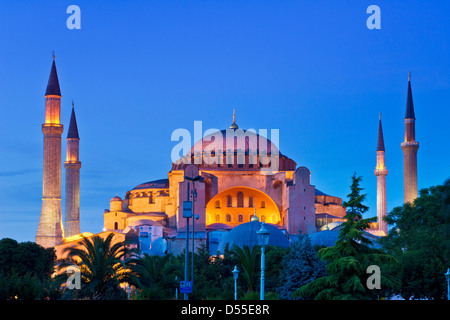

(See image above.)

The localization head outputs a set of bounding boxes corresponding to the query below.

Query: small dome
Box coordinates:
[309,230,339,247]
[133,179,169,190]
[110,195,122,202]
[217,221,290,253]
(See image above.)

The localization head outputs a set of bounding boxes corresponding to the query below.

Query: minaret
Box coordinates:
[374,113,388,235]
[401,72,419,204]
[36,54,64,247]
[64,101,81,237]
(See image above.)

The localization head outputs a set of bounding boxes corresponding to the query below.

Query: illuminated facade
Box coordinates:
[36,59,424,257]
[103,116,347,254]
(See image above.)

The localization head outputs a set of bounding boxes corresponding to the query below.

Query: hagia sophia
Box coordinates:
[35,57,419,259]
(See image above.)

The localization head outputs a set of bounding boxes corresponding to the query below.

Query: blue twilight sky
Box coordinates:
[0,1,449,242]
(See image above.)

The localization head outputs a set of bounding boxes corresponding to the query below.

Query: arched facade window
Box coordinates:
[248,196,254,207]
[215,200,221,208]
[114,222,118,230]
[237,192,244,207]
[215,214,220,222]
[238,214,244,223]
[227,195,232,207]
[271,214,277,223]
[237,154,244,168]
[261,215,266,222]
[148,192,154,204]
[261,201,266,208]
[226,214,232,223]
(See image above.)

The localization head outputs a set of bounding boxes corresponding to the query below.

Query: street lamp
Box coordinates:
[232,265,239,300]
[445,268,450,300]
[189,180,199,287]
[183,174,201,300]
[257,221,269,301]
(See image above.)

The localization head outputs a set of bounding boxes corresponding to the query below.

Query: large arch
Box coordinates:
[205,186,281,227]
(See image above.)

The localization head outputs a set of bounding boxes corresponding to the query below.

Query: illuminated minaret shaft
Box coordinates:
[374,114,388,235]
[36,55,64,247]
[64,101,81,237]
[401,72,419,204]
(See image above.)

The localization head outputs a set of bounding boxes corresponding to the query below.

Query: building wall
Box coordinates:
[286,167,316,235]
[314,194,346,218]
[205,186,280,226]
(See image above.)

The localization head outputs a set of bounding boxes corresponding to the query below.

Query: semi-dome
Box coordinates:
[217,220,290,253]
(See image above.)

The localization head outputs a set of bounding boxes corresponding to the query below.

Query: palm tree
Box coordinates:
[127,253,182,299]
[231,245,260,293]
[57,233,130,300]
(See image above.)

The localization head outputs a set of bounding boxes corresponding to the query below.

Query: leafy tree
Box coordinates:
[189,244,237,300]
[293,173,399,300]
[380,178,450,300]
[0,238,55,280]
[277,235,326,300]
[57,233,129,300]
[231,245,260,293]
[127,253,182,299]
[0,238,57,300]
[264,245,289,295]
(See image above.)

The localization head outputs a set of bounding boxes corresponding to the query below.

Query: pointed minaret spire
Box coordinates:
[229,109,238,129]
[45,52,61,96]
[405,71,415,120]
[67,100,79,139]
[402,72,419,204]
[375,113,388,235]
[377,112,385,152]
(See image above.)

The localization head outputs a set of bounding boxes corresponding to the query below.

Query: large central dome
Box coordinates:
[171,116,296,171]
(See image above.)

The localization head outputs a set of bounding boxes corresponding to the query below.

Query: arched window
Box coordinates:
[227,195,232,207]
[148,192,154,204]
[227,154,233,168]
[248,196,254,207]
[215,214,220,222]
[114,222,118,230]
[226,214,231,223]
[237,154,244,168]
[271,214,277,223]
[237,192,244,207]
[261,201,266,208]
[238,214,244,223]
[215,200,221,208]
[261,215,266,222]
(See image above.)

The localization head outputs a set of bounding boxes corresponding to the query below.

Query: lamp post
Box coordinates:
[191,187,198,286]
[232,265,239,300]
[445,268,450,300]
[257,221,269,301]
[183,174,201,300]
